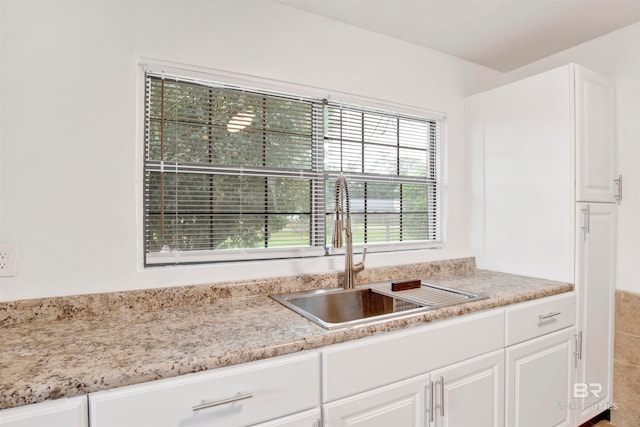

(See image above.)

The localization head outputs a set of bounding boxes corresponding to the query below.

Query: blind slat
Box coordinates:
[144,74,441,265]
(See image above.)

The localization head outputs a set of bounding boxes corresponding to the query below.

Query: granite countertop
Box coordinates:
[0,258,573,410]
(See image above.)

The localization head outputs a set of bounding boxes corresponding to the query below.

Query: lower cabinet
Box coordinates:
[321,310,506,427]
[323,374,430,426]
[88,351,320,427]
[323,349,505,427]
[431,350,504,427]
[0,396,88,427]
[505,327,576,427]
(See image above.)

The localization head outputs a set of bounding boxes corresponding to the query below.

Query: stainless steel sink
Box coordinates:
[270,282,487,329]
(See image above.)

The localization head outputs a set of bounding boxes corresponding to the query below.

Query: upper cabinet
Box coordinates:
[468,65,575,282]
[575,66,618,203]
[467,63,618,283]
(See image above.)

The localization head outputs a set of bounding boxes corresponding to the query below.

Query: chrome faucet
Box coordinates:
[332,174,367,289]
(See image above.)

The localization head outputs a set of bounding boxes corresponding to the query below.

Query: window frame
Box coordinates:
[140,63,445,266]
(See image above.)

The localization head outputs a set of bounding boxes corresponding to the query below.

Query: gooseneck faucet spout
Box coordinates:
[333,174,367,289]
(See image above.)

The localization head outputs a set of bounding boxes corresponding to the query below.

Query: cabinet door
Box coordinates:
[575,65,617,203]
[252,408,320,427]
[323,374,429,427]
[0,396,88,427]
[506,328,576,427]
[575,203,616,424]
[431,350,504,427]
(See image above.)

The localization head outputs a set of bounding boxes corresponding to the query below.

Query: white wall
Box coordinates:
[505,23,640,293]
[0,0,503,301]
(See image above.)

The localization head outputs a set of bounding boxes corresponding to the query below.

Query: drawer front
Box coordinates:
[505,292,576,346]
[0,396,88,427]
[322,309,504,402]
[89,351,319,427]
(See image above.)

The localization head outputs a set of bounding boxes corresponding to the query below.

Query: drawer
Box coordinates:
[322,309,504,402]
[89,351,319,427]
[505,292,576,346]
[0,396,88,427]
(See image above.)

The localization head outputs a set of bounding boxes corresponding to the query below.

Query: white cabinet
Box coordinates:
[323,351,504,427]
[321,310,505,427]
[574,203,616,424]
[467,63,617,425]
[323,374,430,427]
[504,294,577,427]
[89,351,320,427]
[575,67,617,203]
[506,327,576,427]
[321,310,504,403]
[0,396,88,427]
[321,311,504,402]
[468,63,618,281]
[431,350,504,427]
[471,64,575,282]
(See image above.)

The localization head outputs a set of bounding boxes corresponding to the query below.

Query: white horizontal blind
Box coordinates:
[144,73,325,265]
[324,103,442,249]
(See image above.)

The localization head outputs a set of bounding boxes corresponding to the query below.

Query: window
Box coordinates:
[143,71,442,265]
[324,103,441,248]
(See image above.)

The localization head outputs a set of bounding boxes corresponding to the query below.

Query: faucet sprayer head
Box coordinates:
[332,174,351,248]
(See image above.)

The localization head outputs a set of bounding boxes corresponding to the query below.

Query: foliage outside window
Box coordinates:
[144,72,442,265]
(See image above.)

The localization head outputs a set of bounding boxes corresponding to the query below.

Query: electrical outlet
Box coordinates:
[0,243,17,277]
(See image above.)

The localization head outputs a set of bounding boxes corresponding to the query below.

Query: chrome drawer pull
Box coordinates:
[440,376,445,417]
[430,381,435,422]
[538,311,561,322]
[192,392,253,411]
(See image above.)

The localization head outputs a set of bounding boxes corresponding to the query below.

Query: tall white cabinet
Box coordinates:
[575,203,616,423]
[467,63,618,426]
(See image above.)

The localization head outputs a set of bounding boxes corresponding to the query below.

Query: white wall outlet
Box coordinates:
[0,243,17,277]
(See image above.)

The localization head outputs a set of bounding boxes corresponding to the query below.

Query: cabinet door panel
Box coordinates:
[323,374,428,427]
[432,350,504,427]
[575,65,616,203]
[575,203,616,424]
[506,328,575,427]
[0,396,88,427]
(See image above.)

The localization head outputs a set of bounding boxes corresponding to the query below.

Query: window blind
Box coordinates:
[324,103,442,249]
[143,71,442,266]
[144,73,325,265]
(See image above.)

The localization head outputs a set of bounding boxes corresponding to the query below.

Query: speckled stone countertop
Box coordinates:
[0,258,573,410]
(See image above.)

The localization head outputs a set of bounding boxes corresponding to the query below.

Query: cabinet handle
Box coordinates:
[192,392,253,411]
[581,205,590,239]
[538,311,561,322]
[430,381,435,422]
[577,330,583,361]
[615,175,622,203]
[440,376,445,417]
